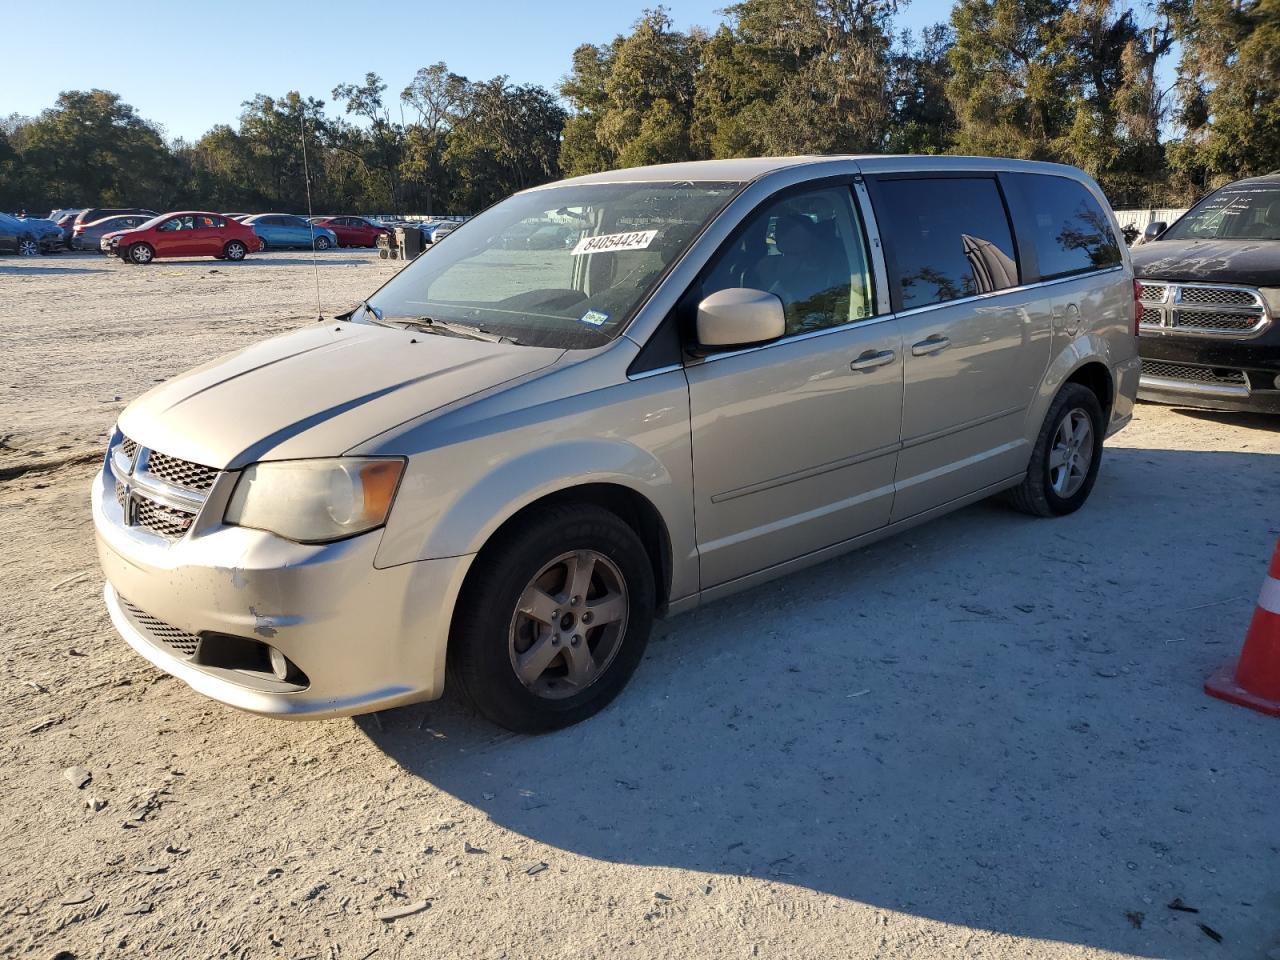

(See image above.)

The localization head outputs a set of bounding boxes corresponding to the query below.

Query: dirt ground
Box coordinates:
[1,251,1278,960]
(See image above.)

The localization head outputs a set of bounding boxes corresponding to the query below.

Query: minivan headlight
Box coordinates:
[225,458,405,543]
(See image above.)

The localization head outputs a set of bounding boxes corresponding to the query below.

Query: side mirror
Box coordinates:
[1143,221,1167,241]
[695,288,786,351]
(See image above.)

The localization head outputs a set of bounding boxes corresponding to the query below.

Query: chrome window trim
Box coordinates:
[852,177,891,319]
[891,265,1125,321]
[689,311,902,365]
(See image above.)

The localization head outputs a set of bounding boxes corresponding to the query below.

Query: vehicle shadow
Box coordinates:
[362,444,1279,958]
[1168,406,1280,433]
[0,262,111,276]
[134,255,374,269]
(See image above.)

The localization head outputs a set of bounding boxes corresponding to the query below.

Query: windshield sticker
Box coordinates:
[579,310,610,327]
[571,230,658,256]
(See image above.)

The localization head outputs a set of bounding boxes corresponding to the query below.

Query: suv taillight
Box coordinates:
[1132,280,1143,336]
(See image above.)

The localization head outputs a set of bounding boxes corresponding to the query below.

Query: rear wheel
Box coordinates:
[449,504,655,732]
[16,237,39,256]
[1008,383,1104,517]
[224,240,247,261]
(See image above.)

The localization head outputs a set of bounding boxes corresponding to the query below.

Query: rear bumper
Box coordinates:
[92,463,473,719]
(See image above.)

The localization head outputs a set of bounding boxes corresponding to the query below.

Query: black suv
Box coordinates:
[1132,173,1280,413]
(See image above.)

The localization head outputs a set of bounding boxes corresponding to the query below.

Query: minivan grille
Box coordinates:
[1137,282,1269,338]
[111,435,218,541]
[143,451,218,493]
[119,597,200,657]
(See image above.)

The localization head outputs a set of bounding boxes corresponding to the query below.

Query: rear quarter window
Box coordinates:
[1008,173,1120,280]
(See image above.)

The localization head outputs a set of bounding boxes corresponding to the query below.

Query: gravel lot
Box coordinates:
[1,251,1277,960]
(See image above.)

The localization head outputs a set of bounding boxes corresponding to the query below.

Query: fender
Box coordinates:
[1027,332,1118,438]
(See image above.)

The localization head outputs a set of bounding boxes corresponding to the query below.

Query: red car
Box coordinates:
[104,211,261,264]
[311,216,390,248]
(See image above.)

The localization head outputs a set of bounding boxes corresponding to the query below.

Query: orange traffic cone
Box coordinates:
[1205,537,1280,717]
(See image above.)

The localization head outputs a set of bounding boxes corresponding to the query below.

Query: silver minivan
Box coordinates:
[93,156,1140,731]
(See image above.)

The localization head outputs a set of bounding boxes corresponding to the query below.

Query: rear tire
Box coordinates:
[127,242,154,265]
[1008,383,1104,517]
[449,504,655,732]
[223,240,247,261]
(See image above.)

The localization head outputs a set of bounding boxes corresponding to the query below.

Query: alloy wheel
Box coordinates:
[1048,408,1094,498]
[17,238,38,256]
[507,550,629,700]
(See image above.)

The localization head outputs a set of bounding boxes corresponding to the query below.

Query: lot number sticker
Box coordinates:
[571,230,657,256]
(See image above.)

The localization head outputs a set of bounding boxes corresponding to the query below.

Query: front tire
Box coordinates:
[449,504,655,732]
[314,236,331,251]
[1009,383,1104,517]
[16,237,39,256]
[223,240,247,261]
[127,242,154,265]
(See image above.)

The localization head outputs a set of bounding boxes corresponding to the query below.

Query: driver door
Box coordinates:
[684,184,904,588]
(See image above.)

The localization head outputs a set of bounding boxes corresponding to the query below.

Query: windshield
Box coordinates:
[362,180,740,348]
[1164,184,1280,241]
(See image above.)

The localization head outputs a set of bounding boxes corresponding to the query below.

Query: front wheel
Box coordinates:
[16,237,39,256]
[449,504,655,732]
[127,242,154,265]
[313,236,331,251]
[1008,383,1104,517]
[223,240,247,261]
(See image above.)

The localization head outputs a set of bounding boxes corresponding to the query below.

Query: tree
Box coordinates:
[1169,0,1280,193]
[693,0,900,157]
[332,72,403,208]
[887,25,957,154]
[15,90,176,210]
[399,63,470,213]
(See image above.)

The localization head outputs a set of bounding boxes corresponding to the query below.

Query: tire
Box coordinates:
[258,239,268,252]
[449,503,656,732]
[224,240,247,261]
[127,242,154,265]
[16,237,39,256]
[314,236,331,251]
[1008,383,1104,517]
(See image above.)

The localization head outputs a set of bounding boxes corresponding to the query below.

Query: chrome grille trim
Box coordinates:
[110,437,220,542]
[118,597,200,658]
[1137,282,1270,338]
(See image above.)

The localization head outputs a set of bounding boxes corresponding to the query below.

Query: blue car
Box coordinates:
[242,214,338,251]
[0,212,62,255]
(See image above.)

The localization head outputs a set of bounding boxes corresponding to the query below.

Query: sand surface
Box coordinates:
[1,250,1277,959]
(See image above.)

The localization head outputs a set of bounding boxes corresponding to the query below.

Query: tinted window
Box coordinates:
[195,214,225,228]
[1009,173,1120,278]
[701,186,875,335]
[874,177,1018,310]
[157,216,195,232]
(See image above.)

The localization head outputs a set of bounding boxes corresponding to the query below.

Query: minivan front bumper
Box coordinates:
[92,462,472,719]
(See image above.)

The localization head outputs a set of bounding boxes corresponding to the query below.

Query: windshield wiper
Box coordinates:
[381,315,515,344]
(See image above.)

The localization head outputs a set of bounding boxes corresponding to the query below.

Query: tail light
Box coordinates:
[1132,280,1143,336]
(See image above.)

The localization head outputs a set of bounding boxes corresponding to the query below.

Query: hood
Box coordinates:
[118,323,564,469]
[1132,238,1280,288]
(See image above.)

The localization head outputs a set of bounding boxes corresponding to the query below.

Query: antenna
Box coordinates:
[300,111,323,322]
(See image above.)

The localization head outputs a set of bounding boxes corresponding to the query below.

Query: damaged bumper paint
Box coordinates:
[91,461,472,719]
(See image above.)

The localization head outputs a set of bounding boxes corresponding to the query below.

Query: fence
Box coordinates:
[1113,207,1189,232]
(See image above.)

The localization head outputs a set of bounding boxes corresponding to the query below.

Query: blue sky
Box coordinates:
[7,0,958,142]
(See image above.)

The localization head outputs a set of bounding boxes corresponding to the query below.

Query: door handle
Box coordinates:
[910,335,951,357]
[849,349,896,372]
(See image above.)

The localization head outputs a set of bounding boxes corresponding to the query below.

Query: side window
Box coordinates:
[873,177,1019,310]
[156,217,185,232]
[1008,173,1121,279]
[700,186,874,336]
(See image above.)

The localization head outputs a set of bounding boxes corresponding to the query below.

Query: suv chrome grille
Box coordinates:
[143,451,218,493]
[119,597,200,657]
[1141,360,1246,385]
[1138,282,1269,338]
[110,435,218,541]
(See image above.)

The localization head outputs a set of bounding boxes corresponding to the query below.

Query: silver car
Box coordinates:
[93,156,1140,731]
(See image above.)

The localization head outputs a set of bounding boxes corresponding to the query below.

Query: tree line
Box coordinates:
[1,0,1275,217]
